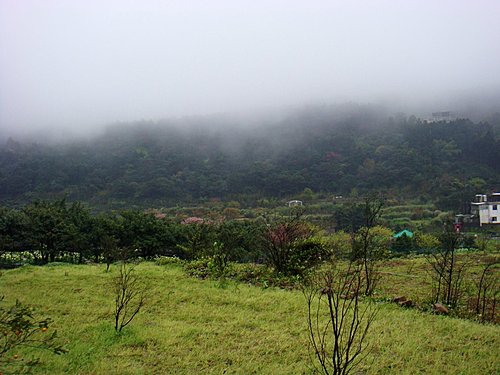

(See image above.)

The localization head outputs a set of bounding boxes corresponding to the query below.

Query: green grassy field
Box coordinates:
[1,262,499,374]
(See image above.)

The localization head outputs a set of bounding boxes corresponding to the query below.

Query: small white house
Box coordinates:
[470,193,500,226]
[288,200,303,207]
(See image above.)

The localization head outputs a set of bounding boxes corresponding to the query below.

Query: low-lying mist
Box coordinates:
[2,96,500,146]
[2,1,500,144]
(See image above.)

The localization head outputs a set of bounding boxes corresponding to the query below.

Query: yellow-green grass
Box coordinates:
[0,262,498,374]
[376,253,499,311]
[376,256,433,306]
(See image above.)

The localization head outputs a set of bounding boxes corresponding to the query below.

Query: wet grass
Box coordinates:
[0,262,498,374]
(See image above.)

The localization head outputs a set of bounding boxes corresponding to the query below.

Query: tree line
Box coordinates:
[0,198,400,275]
[1,110,499,210]
[0,199,267,265]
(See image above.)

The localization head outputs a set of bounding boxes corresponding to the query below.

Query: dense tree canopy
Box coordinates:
[1,108,499,209]
[0,200,269,265]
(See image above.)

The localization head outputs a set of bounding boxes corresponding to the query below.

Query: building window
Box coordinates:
[492,217,497,222]
[493,205,498,210]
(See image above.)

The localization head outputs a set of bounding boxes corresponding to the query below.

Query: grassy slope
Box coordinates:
[0,263,498,374]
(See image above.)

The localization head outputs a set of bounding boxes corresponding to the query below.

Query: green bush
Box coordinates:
[0,298,66,373]
[183,260,304,289]
[233,263,273,284]
[183,258,212,279]
[155,256,183,266]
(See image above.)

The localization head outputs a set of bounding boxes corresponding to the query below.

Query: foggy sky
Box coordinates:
[1,0,500,137]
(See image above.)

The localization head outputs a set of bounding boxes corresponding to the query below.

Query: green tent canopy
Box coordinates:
[393,229,414,238]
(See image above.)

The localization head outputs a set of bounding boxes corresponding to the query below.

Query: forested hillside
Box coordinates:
[1,107,499,210]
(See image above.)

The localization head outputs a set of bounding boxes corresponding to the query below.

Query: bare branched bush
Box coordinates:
[113,263,146,333]
[426,227,469,308]
[469,257,499,323]
[349,197,387,296]
[305,263,377,375]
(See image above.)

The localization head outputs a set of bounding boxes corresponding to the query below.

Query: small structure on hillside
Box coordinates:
[393,229,414,239]
[288,200,303,207]
[453,214,475,232]
[391,229,415,253]
[427,111,456,122]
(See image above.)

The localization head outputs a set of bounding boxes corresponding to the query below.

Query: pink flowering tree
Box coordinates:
[264,217,324,276]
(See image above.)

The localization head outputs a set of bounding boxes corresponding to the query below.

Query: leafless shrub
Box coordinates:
[113,263,146,332]
[469,257,499,323]
[349,197,386,296]
[426,226,469,308]
[304,262,377,375]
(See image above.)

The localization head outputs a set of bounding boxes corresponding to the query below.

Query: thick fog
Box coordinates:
[1,0,500,139]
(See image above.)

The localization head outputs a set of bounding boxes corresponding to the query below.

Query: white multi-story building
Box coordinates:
[470,193,500,226]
